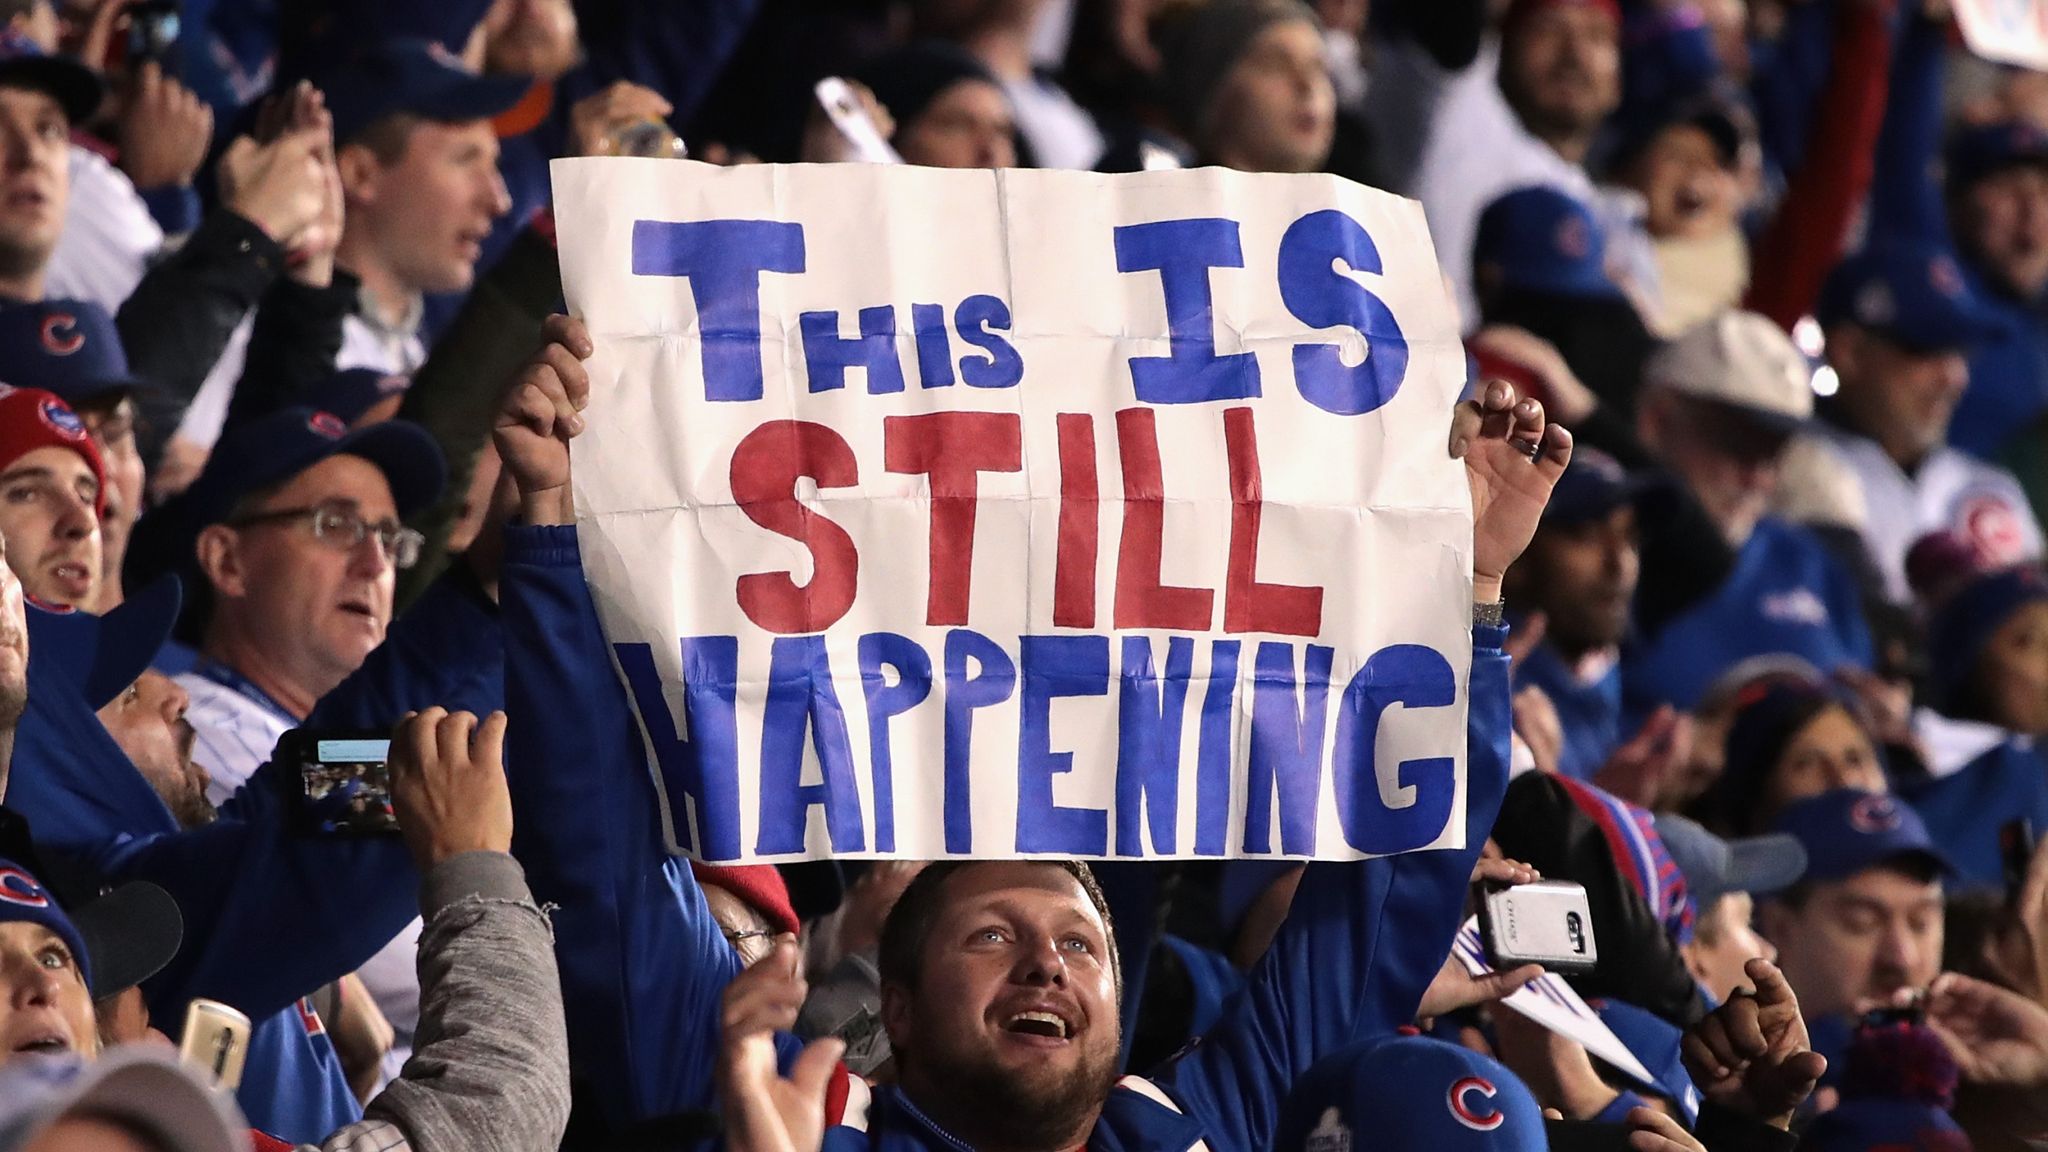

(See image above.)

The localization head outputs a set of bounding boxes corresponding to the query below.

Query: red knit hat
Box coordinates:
[0,386,105,515]
[691,862,800,935]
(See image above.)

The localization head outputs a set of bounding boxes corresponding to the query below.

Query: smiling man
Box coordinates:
[167,406,444,803]
[0,387,103,609]
[1809,241,2042,607]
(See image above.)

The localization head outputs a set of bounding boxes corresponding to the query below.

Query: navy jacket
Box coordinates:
[7,570,501,1140]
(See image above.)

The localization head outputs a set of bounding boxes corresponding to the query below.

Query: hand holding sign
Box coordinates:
[554,161,1491,862]
[495,314,593,527]
[1455,379,1571,605]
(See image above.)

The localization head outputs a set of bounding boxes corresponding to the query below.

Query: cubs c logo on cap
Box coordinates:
[1850,795,1902,834]
[307,411,347,439]
[0,866,52,909]
[37,398,86,439]
[1449,1077,1504,1131]
[39,313,82,356]
[1963,495,2026,565]
[1930,256,1966,299]
[1555,217,1590,261]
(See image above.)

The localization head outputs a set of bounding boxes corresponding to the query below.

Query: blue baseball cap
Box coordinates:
[26,575,180,711]
[310,367,413,425]
[1816,241,2011,353]
[1925,565,2048,713]
[1770,790,1954,884]
[0,299,149,408]
[1541,447,1653,527]
[0,30,102,124]
[1276,1036,1547,1152]
[0,858,182,998]
[318,37,530,147]
[1474,186,1627,302]
[1803,1100,1971,1152]
[1652,812,1807,908]
[181,406,446,529]
[1591,999,1701,1124]
[1948,119,2048,191]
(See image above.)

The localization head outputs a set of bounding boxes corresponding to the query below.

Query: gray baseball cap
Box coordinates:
[1653,812,1809,907]
[0,1047,248,1152]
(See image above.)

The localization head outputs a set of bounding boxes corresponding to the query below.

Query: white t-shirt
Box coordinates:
[46,144,164,313]
[1405,36,1656,332]
[1807,423,2046,605]
[175,665,422,1084]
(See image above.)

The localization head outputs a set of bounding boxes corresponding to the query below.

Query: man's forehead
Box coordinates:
[1825,869,1944,909]
[2,446,96,483]
[939,863,1102,922]
[257,453,397,510]
[0,83,60,116]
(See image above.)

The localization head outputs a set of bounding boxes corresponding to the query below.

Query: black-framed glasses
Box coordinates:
[229,503,425,570]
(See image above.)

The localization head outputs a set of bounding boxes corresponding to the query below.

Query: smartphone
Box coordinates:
[280,729,399,834]
[814,77,903,165]
[178,999,251,1090]
[1479,880,1598,974]
[125,0,182,70]
[2003,819,2035,899]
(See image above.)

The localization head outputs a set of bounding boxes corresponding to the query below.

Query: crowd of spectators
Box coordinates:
[0,0,2046,1150]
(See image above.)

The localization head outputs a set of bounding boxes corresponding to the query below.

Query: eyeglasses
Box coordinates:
[229,504,426,570]
[721,927,775,946]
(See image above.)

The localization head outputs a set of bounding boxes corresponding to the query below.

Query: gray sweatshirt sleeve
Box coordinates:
[308,851,570,1152]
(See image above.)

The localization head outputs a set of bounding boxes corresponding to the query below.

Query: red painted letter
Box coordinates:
[1113,407,1214,630]
[1055,413,1098,628]
[730,420,861,633]
[1223,407,1323,636]
[884,411,1023,626]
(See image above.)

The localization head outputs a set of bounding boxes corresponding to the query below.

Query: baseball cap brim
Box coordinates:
[54,1047,247,1151]
[1718,832,1809,899]
[72,880,183,997]
[331,419,447,519]
[0,54,104,124]
[31,575,180,711]
[330,66,530,146]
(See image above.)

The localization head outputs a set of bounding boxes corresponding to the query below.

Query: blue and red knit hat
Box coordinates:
[1556,776,1695,945]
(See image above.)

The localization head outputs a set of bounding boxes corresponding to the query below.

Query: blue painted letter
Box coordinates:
[859,632,932,852]
[1115,636,1192,856]
[1242,642,1333,855]
[1018,635,1110,854]
[1114,218,1261,405]
[757,636,866,855]
[631,219,804,402]
[943,630,1016,853]
[1277,209,1408,415]
[615,638,743,859]
[1332,645,1456,854]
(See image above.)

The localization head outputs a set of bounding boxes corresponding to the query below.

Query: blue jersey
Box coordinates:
[1625,518,1873,712]
[1515,643,1622,780]
[8,569,503,1141]
[499,523,1513,1150]
[1900,739,2048,892]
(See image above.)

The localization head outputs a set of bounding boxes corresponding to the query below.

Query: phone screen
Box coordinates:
[300,737,398,834]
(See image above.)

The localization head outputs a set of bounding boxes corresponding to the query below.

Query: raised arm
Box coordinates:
[1154,382,1570,1152]
[495,317,767,1128]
